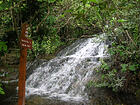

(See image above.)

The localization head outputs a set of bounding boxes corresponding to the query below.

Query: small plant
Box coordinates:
[0,41,7,56]
[94,60,126,92]
[0,83,5,95]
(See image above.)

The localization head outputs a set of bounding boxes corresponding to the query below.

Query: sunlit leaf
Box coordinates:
[65,9,72,13]
[88,0,101,4]
[85,4,91,8]
[0,87,5,95]
[117,19,127,23]
[0,1,11,11]
[121,64,128,72]
[101,74,105,79]
[0,1,3,4]
[129,65,136,71]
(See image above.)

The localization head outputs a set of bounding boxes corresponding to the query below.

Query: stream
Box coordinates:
[26,34,108,104]
[0,34,139,105]
[25,34,139,105]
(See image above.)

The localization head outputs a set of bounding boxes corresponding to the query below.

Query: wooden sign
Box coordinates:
[21,38,32,49]
[18,23,32,105]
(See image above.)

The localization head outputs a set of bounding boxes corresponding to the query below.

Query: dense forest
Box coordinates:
[0,0,140,104]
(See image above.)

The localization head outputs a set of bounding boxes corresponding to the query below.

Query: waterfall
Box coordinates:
[26,34,108,102]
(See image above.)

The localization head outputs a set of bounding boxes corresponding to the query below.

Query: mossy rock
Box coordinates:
[136,89,140,102]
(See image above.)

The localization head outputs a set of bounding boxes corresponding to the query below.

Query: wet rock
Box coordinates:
[136,89,140,103]
[26,95,85,105]
[86,86,139,105]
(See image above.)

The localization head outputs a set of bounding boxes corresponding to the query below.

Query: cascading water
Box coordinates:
[26,34,108,103]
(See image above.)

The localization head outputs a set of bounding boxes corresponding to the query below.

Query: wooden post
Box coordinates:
[18,23,29,105]
[18,48,27,105]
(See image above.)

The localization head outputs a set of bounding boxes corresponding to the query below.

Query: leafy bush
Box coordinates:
[94,59,126,92]
[87,0,140,93]
[32,34,63,57]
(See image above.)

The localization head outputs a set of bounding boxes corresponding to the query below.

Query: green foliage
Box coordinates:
[0,0,104,59]
[88,0,102,4]
[92,0,140,92]
[0,84,5,95]
[37,0,56,3]
[100,60,109,70]
[121,64,128,72]
[0,0,11,11]
[0,41,7,52]
[32,34,63,57]
[117,19,127,23]
[86,80,94,88]
[94,62,126,91]
[129,64,136,71]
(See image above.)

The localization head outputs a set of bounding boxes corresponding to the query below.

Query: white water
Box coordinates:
[26,34,108,102]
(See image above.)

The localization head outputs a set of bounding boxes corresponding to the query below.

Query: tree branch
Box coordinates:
[36,7,50,32]
[56,17,73,33]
